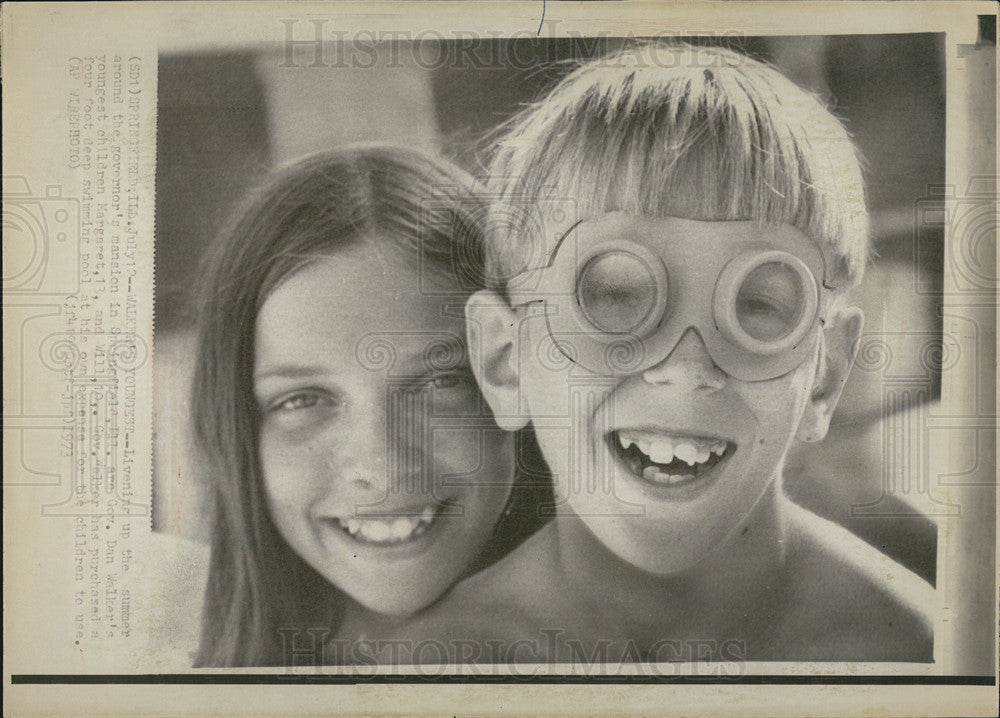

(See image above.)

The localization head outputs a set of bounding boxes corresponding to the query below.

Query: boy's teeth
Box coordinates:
[617,431,725,457]
[648,440,674,465]
[673,442,698,465]
[615,430,731,479]
[642,465,697,486]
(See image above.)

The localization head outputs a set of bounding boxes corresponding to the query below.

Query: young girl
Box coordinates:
[190,144,551,666]
[372,43,934,663]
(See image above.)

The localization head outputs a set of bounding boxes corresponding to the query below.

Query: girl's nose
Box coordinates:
[641,328,727,390]
[346,470,380,492]
[342,385,432,496]
[340,448,388,495]
[334,397,391,493]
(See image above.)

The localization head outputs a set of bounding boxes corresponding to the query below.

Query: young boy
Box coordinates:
[371,43,934,664]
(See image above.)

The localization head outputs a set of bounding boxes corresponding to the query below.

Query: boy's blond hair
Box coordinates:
[485,43,868,293]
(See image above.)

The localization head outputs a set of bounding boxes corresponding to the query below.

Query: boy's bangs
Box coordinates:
[490,51,869,288]
[555,107,811,230]
[543,59,828,235]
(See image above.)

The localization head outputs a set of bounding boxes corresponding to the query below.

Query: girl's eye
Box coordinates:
[269,391,338,413]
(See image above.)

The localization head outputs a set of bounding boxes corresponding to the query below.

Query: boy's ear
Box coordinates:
[465,290,529,431]
[796,306,864,443]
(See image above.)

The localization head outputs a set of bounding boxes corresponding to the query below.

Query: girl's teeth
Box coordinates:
[362,521,391,543]
[391,518,414,539]
[696,448,711,463]
[339,506,438,544]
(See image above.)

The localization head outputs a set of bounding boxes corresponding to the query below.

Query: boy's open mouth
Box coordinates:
[609,429,735,487]
[333,503,443,546]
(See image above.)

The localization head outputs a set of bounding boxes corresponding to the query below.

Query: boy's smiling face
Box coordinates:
[519,318,817,575]
[469,214,862,575]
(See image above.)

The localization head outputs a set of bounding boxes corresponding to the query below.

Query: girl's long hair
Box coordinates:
[190,144,511,666]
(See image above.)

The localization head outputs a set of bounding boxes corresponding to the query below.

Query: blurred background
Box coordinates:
[154,34,947,585]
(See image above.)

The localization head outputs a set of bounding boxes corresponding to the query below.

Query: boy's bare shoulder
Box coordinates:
[765,500,935,662]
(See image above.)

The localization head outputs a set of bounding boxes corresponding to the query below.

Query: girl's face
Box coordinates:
[254,244,514,616]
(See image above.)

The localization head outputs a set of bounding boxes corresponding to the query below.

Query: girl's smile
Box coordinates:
[316,501,463,563]
[331,502,440,545]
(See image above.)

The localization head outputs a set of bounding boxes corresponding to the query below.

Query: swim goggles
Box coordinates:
[506,214,835,381]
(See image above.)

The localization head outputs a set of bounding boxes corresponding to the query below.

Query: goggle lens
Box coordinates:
[735,261,806,342]
[577,250,662,334]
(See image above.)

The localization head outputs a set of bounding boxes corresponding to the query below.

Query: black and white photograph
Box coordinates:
[3,2,997,716]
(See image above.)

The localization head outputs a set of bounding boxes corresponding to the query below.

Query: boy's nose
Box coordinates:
[641,328,727,390]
